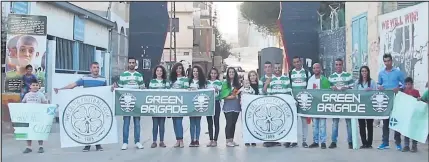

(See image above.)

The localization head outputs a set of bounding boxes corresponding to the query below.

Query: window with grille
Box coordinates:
[55,37,74,70]
[77,42,95,71]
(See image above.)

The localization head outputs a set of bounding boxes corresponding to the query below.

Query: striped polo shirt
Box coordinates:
[75,75,107,88]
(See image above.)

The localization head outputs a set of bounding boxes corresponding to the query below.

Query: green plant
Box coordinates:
[239,2,280,35]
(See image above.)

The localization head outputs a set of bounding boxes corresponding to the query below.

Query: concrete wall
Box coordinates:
[345,2,382,80]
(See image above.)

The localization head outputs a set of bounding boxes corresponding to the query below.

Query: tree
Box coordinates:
[213,26,232,60]
[239,2,280,35]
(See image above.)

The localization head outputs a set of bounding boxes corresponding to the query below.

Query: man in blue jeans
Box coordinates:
[377,54,404,150]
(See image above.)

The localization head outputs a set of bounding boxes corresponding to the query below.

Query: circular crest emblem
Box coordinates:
[245,96,294,141]
[193,93,210,113]
[62,95,113,145]
[296,91,313,111]
[118,93,137,112]
[371,92,390,112]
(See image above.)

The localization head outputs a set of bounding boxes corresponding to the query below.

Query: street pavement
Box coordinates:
[2,116,428,162]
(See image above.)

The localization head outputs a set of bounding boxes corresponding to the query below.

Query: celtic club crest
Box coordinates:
[193,93,210,113]
[296,91,313,111]
[371,92,390,112]
[62,95,113,145]
[118,93,137,112]
[245,96,294,141]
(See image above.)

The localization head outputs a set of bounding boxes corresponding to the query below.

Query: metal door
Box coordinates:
[351,12,368,79]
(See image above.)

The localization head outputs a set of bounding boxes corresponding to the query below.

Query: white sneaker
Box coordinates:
[121,143,128,150]
[135,142,144,149]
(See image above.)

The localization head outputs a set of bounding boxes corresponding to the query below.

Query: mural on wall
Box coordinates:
[318,27,346,76]
[378,2,428,92]
[351,13,368,79]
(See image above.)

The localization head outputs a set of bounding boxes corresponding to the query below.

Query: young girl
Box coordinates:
[220,67,241,147]
[239,79,254,94]
[206,68,222,147]
[188,65,207,147]
[169,63,189,148]
[149,65,170,148]
[243,70,260,146]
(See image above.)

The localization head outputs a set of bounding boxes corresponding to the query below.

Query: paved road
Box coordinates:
[2,116,428,162]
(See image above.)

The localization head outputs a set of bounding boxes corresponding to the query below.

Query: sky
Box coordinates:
[214,2,240,39]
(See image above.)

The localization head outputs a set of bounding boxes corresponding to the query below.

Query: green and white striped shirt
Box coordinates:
[328,71,354,89]
[290,68,310,90]
[267,74,292,95]
[118,71,144,89]
[148,79,170,89]
[171,76,189,89]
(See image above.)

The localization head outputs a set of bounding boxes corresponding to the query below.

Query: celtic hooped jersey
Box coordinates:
[290,68,308,89]
[207,80,222,100]
[189,79,206,89]
[171,76,189,89]
[118,71,144,89]
[328,71,354,89]
[259,75,271,95]
[148,79,171,89]
[267,74,292,95]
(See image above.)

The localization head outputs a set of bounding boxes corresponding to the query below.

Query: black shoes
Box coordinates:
[83,145,103,152]
[328,142,337,149]
[308,143,319,148]
[348,142,353,149]
[302,142,308,148]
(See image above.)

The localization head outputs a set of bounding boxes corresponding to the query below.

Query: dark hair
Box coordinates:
[292,56,300,60]
[247,70,258,82]
[152,65,167,84]
[30,78,39,84]
[358,66,372,88]
[405,77,413,84]
[383,53,392,60]
[275,62,281,65]
[25,64,32,70]
[264,61,272,65]
[207,67,219,80]
[189,65,207,89]
[226,67,240,89]
[335,58,343,62]
[91,62,99,66]
[128,57,136,61]
[170,62,186,83]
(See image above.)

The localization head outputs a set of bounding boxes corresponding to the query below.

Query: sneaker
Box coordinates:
[151,142,157,148]
[179,141,185,148]
[290,143,298,148]
[321,143,327,149]
[245,143,250,146]
[226,142,235,147]
[274,142,281,146]
[212,141,217,147]
[159,142,166,148]
[402,146,410,152]
[37,147,44,153]
[233,141,239,146]
[308,143,319,148]
[396,144,402,151]
[410,145,418,152]
[189,141,196,147]
[195,140,200,147]
[367,145,373,149]
[302,142,308,148]
[135,142,144,149]
[251,143,256,146]
[360,145,367,149]
[95,145,103,151]
[23,148,32,154]
[283,142,291,148]
[121,143,128,150]
[328,142,337,149]
[82,146,91,152]
[377,143,389,150]
[174,141,180,148]
[348,142,353,149]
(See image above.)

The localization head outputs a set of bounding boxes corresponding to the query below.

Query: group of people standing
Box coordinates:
[50,53,428,153]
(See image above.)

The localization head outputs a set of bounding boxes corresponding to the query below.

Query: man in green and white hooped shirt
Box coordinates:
[260,61,286,147]
[286,56,312,148]
[116,57,145,150]
[327,58,354,149]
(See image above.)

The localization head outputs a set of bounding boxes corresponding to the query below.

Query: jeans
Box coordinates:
[224,112,240,139]
[382,119,401,145]
[358,119,373,146]
[189,117,202,140]
[331,118,352,143]
[172,117,183,140]
[152,117,166,142]
[123,116,141,144]
[301,117,308,142]
[207,101,221,141]
[312,118,327,143]
[404,136,417,147]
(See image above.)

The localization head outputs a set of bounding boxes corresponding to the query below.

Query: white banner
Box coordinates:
[241,94,297,143]
[52,86,118,148]
[9,103,56,140]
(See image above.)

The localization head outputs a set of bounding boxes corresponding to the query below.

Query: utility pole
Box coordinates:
[209,3,214,65]
[169,2,176,63]
[173,2,176,62]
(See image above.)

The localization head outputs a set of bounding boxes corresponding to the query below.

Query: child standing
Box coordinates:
[21,79,47,153]
[402,77,420,152]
